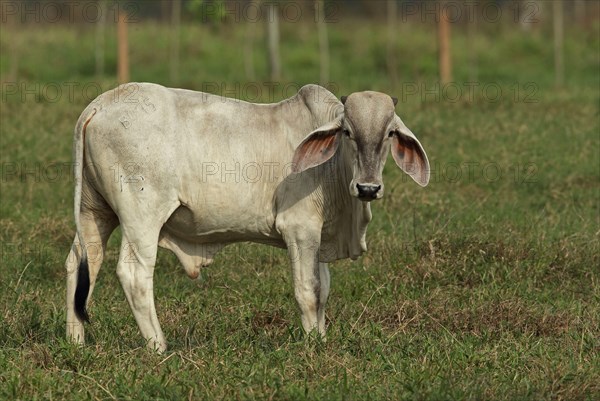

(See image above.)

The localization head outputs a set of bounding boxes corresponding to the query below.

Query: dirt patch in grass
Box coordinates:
[250,309,290,335]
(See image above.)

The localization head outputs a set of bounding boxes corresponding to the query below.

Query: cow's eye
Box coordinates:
[343,129,351,137]
[388,131,395,138]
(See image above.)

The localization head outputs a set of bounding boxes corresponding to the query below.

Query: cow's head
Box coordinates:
[292,91,430,201]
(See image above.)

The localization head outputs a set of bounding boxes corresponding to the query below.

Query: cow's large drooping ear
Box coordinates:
[291,117,343,173]
[390,115,430,187]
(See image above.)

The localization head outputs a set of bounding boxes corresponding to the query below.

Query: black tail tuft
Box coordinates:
[74,256,91,323]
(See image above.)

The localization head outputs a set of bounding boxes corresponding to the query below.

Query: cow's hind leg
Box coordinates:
[66,211,117,344]
[116,209,177,353]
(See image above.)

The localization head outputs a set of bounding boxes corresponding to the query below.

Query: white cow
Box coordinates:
[65,83,429,352]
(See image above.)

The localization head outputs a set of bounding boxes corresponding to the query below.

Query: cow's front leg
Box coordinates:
[285,233,327,337]
[317,262,330,334]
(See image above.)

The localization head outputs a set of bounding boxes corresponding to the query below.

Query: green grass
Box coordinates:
[1,14,599,401]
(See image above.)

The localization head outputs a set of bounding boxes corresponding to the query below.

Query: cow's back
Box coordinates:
[81,82,319,245]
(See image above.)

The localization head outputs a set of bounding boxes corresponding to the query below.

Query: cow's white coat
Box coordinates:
[65,83,429,352]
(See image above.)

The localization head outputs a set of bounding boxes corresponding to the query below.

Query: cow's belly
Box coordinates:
[161,203,284,247]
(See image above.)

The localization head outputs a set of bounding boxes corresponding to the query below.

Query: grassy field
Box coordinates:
[1,12,599,401]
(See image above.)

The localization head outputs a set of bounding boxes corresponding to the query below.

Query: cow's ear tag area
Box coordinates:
[292,117,343,173]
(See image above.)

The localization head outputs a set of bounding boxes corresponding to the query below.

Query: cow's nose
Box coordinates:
[356,184,381,200]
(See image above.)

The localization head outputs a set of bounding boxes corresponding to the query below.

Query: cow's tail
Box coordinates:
[73,107,97,323]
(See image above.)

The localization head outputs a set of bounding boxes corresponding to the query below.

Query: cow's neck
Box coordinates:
[315,140,372,261]
[320,139,363,222]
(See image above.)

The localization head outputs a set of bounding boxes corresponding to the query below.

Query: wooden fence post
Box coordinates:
[574,0,585,27]
[553,0,564,86]
[437,1,452,85]
[387,0,398,90]
[6,6,20,81]
[170,0,181,85]
[117,11,130,84]
[467,2,478,83]
[95,0,106,78]
[316,0,329,85]
[244,0,257,81]
[266,2,281,81]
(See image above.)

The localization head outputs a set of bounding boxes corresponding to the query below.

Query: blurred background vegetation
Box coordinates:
[1,0,598,95]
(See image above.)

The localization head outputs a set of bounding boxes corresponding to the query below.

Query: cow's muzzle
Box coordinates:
[355,183,382,201]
